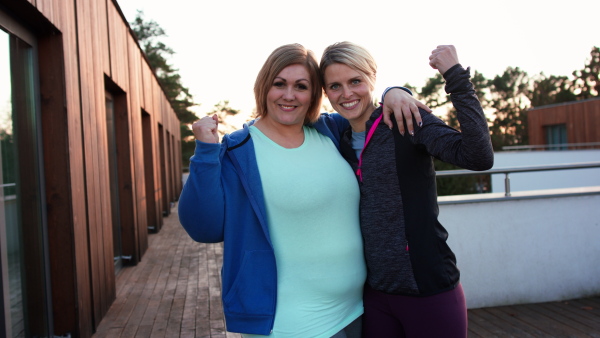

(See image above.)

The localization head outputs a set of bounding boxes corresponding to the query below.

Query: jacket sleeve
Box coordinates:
[413,64,494,171]
[178,140,225,243]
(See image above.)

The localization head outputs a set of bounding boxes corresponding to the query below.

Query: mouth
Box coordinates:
[279,104,297,111]
[340,100,359,110]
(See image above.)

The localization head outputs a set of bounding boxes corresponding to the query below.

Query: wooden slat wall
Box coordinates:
[76,0,115,327]
[107,1,141,264]
[5,0,183,336]
[528,99,600,146]
[127,34,149,258]
[41,0,95,336]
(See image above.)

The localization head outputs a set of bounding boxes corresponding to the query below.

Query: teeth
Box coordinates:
[281,105,294,109]
[341,100,358,108]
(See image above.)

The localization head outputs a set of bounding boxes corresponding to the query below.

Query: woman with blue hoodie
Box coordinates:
[178,43,428,337]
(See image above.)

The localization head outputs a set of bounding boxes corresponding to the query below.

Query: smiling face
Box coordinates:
[264,64,313,128]
[323,63,376,131]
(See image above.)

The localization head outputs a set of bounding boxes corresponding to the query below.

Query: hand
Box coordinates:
[192,114,220,143]
[382,88,431,136]
[429,45,459,75]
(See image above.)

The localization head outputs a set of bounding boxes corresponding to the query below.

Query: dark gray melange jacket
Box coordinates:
[340,64,494,296]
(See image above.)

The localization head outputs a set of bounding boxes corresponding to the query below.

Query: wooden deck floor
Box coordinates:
[93,204,600,337]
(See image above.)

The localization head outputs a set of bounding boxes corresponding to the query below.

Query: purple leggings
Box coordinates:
[362,283,467,338]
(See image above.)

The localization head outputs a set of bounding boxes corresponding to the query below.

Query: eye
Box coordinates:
[296,83,309,91]
[328,83,340,90]
[351,79,361,85]
[273,81,285,88]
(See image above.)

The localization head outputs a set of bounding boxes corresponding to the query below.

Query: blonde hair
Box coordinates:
[320,41,377,92]
[254,43,323,124]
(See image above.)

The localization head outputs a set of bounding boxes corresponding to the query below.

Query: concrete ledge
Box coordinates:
[438,186,600,205]
[438,190,600,309]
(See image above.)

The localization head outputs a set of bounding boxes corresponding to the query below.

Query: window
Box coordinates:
[545,124,567,150]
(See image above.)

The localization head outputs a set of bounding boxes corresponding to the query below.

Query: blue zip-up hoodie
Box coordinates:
[178,113,349,335]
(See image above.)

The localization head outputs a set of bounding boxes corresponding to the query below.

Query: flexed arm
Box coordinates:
[415,45,493,170]
[179,115,226,243]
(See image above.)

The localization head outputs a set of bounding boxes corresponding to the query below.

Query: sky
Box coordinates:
[117,0,599,126]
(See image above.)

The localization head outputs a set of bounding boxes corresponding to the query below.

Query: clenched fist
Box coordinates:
[192,114,220,143]
[429,45,459,75]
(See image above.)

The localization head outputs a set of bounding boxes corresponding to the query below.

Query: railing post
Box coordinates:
[505,173,511,197]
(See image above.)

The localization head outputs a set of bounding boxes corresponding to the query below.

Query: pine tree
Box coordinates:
[130,10,198,167]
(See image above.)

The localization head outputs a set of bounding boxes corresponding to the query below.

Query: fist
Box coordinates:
[192,114,220,143]
[429,45,459,75]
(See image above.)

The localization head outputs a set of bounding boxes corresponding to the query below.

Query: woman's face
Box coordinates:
[265,64,312,127]
[323,63,374,125]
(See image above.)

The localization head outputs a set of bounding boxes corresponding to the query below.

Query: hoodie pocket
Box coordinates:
[223,250,276,315]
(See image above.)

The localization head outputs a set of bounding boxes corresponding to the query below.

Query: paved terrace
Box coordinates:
[93,204,600,337]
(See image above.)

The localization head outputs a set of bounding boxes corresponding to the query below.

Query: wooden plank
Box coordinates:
[466,311,498,337]
[504,303,591,337]
[480,306,546,337]
[127,33,149,259]
[537,301,600,336]
[60,0,95,335]
[474,307,536,337]
[38,30,80,336]
[76,0,115,327]
[564,298,600,325]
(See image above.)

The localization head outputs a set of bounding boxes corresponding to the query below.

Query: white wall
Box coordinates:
[491,150,600,193]
[439,188,600,309]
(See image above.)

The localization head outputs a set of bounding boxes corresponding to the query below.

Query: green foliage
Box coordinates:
[572,46,600,99]
[208,100,239,119]
[530,74,577,107]
[418,73,447,109]
[434,159,490,196]
[130,11,199,167]
[487,67,530,150]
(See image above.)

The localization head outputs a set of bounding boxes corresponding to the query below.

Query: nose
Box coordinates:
[283,86,295,100]
[342,86,352,99]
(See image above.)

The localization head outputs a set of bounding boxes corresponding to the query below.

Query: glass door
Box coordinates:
[0,17,51,337]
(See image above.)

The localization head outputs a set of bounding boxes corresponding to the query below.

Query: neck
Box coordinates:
[349,105,377,132]
[254,118,305,148]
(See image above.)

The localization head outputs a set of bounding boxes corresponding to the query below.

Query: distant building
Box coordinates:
[1,1,182,337]
[527,98,600,150]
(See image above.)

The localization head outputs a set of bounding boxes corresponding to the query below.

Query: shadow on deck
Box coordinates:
[93,203,600,337]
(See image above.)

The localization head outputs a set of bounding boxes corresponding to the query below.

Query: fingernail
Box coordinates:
[400,131,405,136]
[418,122,423,127]
[410,130,414,136]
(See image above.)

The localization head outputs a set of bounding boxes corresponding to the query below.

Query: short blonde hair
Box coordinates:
[320,41,377,92]
[254,43,323,124]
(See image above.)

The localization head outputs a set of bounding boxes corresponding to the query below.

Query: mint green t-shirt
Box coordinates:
[244,126,366,338]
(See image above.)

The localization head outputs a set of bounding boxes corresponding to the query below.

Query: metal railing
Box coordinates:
[502,142,600,151]
[436,161,600,197]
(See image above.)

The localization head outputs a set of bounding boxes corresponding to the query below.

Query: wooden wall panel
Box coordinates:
[107,3,128,87]
[76,0,115,327]
[34,0,56,26]
[106,2,141,264]
[127,33,149,257]
[141,62,153,111]
[528,98,600,146]
[54,1,95,336]
[97,0,110,76]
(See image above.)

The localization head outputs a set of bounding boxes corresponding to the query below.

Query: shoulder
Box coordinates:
[313,112,349,129]
[223,123,253,148]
